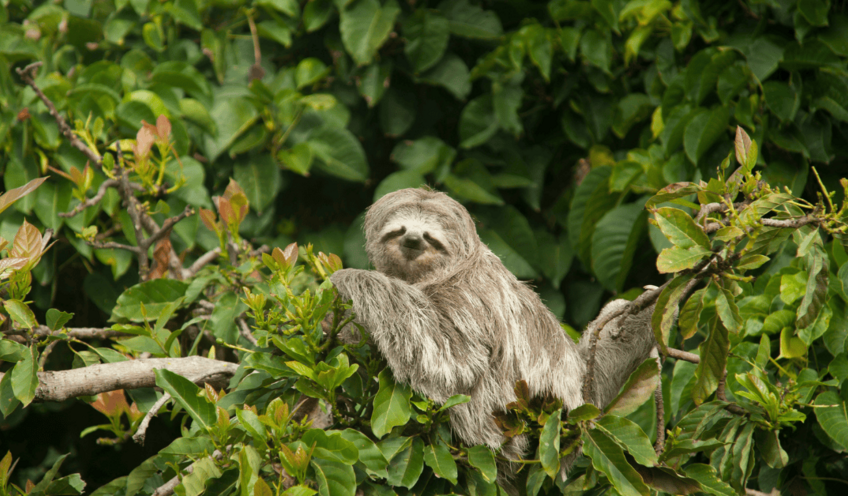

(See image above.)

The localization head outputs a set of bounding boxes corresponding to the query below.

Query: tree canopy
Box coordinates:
[2,0,848,495]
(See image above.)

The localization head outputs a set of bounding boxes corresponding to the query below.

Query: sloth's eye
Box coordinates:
[382,226,406,242]
[423,233,446,251]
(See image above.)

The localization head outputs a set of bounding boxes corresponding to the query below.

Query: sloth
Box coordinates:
[330,188,656,480]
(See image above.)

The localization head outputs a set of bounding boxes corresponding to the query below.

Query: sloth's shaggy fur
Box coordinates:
[330,188,656,480]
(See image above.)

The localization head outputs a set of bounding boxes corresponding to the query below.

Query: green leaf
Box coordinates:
[604,359,659,417]
[596,415,658,467]
[373,171,426,202]
[4,300,38,329]
[692,317,729,404]
[493,81,523,137]
[154,368,217,431]
[678,288,706,340]
[46,308,74,331]
[537,231,573,289]
[0,340,28,362]
[371,369,412,438]
[233,156,282,214]
[416,53,471,100]
[798,0,829,26]
[567,166,618,267]
[524,24,552,81]
[683,106,731,164]
[539,408,561,478]
[467,445,497,483]
[656,245,710,273]
[591,203,647,292]
[763,80,800,123]
[403,10,449,73]
[308,125,370,182]
[459,95,499,149]
[422,440,457,484]
[11,345,39,407]
[715,284,742,333]
[797,251,829,328]
[201,98,259,162]
[385,437,424,488]
[438,0,502,39]
[646,182,701,209]
[683,464,735,496]
[580,29,611,73]
[339,429,389,475]
[302,430,359,465]
[111,279,188,322]
[779,327,807,358]
[653,207,710,250]
[438,394,471,412]
[479,229,536,278]
[34,182,71,230]
[815,391,848,451]
[0,368,21,417]
[339,0,400,66]
[582,429,650,496]
[311,457,356,496]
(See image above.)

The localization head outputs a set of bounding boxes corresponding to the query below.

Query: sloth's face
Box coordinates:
[377,209,451,283]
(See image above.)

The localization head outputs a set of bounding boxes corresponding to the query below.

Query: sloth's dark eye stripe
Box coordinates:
[381,226,406,242]
[423,233,446,252]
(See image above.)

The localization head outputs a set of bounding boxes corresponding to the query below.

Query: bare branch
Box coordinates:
[653,348,665,454]
[666,347,700,363]
[133,392,171,445]
[15,62,102,167]
[745,489,779,496]
[152,449,224,496]
[0,356,238,403]
[144,205,194,248]
[184,247,222,278]
[60,179,119,218]
[89,240,142,253]
[237,317,259,346]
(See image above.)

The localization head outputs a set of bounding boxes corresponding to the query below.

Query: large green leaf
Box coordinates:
[604,359,659,417]
[385,437,424,488]
[154,368,217,431]
[683,106,731,164]
[537,231,573,289]
[539,409,561,478]
[308,125,370,182]
[403,10,449,73]
[371,369,412,438]
[591,202,646,292]
[438,0,502,39]
[815,391,848,451]
[111,279,189,322]
[582,429,650,496]
[568,166,619,267]
[459,95,498,149]
[10,345,38,407]
[339,0,400,66]
[692,317,729,404]
[466,445,497,483]
[201,97,259,162]
[311,457,356,496]
[422,440,457,484]
[596,415,658,467]
[233,156,281,214]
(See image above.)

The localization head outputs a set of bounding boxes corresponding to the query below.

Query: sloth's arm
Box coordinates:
[330,268,489,402]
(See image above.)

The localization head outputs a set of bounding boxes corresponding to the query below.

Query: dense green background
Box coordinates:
[3,0,848,493]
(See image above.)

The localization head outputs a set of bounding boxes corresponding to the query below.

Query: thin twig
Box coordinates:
[152,449,224,496]
[237,317,259,346]
[60,179,141,218]
[145,206,194,247]
[133,392,171,445]
[653,349,665,454]
[5,326,134,340]
[38,341,59,369]
[15,62,102,167]
[184,247,222,278]
[89,241,142,253]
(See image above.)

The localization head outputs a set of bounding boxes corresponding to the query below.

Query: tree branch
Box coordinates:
[237,317,259,346]
[133,392,171,445]
[59,179,142,218]
[184,247,222,278]
[152,449,224,496]
[666,347,700,363]
[0,356,237,403]
[15,62,103,167]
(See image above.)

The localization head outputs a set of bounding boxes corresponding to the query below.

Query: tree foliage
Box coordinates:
[2,0,848,495]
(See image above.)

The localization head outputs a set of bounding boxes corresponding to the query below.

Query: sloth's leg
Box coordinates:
[579,300,657,408]
[330,269,489,402]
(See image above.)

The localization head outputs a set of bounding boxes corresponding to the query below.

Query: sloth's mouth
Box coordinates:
[400,246,424,260]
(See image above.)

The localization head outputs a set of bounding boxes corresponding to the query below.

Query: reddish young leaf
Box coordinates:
[0,177,48,216]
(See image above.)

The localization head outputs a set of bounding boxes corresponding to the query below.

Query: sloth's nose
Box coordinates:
[401,233,424,250]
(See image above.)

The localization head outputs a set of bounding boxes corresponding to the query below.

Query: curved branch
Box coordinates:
[15,62,103,167]
[133,392,171,445]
